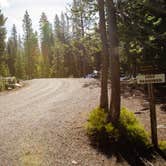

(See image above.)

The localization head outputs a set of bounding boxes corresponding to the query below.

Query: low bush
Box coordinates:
[119,108,150,149]
[86,108,119,144]
[0,79,5,91]
[0,77,17,91]
[86,107,150,150]
[159,141,166,155]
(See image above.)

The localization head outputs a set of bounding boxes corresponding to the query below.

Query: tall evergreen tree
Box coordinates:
[40,12,54,77]
[106,0,120,123]
[54,14,62,41]
[0,10,8,76]
[15,35,26,79]
[71,0,97,38]
[98,0,109,111]
[7,24,18,76]
[23,10,34,79]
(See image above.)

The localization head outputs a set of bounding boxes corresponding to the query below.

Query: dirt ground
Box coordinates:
[121,85,166,141]
[0,79,165,166]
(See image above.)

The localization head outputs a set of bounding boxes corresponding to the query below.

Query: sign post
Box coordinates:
[148,83,158,148]
[136,73,165,148]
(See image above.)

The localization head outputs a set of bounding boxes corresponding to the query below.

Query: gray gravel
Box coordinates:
[0,79,128,166]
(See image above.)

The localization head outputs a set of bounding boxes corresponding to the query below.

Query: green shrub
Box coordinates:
[86,108,119,144]
[159,141,166,154]
[86,107,150,149]
[119,108,150,148]
[0,77,17,91]
[86,107,107,134]
[119,108,138,126]
[0,79,5,91]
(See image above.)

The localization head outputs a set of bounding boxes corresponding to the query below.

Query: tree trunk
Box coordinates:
[106,0,120,124]
[80,12,85,38]
[98,0,109,111]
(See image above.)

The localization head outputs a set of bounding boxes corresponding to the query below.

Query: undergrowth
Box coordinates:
[0,80,5,91]
[159,141,166,155]
[86,107,151,153]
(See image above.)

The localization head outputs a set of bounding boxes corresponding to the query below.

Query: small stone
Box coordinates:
[72,160,78,165]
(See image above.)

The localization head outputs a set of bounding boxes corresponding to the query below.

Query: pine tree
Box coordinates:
[31,31,42,78]
[23,10,34,79]
[71,0,84,38]
[0,10,8,76]
[54,14,63,42]
[39,12,54,77]
[106,0,120,123]
[98,0,109,111]
[7,24,18,76]
[15,35,26,79]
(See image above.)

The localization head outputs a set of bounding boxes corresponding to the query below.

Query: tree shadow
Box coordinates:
[89,136,164,166]
[82,80,100,89]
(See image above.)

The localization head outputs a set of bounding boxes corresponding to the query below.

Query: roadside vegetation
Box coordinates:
[0,77,21,92]
[0,79,5,91]
[159,141,166,155]
[0,0,165,80]
[0,0,165,164]
[86,107,156,164]
[86,107,150,150]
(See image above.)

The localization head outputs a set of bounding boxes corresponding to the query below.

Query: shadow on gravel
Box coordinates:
[83,81,100,89]
[89,134,165,166]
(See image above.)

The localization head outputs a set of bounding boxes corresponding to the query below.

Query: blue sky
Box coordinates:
[0,0,71,37]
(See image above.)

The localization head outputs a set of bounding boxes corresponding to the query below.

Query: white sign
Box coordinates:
[137,74,165,84]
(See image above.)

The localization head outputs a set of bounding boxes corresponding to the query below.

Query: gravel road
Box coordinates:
[0,79,165,166]
[0,79,128,166]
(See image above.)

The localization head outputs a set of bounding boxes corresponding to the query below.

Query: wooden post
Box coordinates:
[148,83,158,148]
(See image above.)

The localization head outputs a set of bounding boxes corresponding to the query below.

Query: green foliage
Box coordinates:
[1,0,166,79]
[0,76,17,91]
[0,10,7,77]
[0,63,9,77]
[7,24,18,77]
[86,108,119,144]
[86,108,107,133]
[23,11,42,79]
[118,0,166,76]
[159,141,166,155]
[2,1,101,79]
[0,79,5,91]
[119,108,150,148]
[39,12,54,78]
[86,107,150,149]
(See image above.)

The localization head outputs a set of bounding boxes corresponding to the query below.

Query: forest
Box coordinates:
[0,0,166,164]
[0,0,165,80]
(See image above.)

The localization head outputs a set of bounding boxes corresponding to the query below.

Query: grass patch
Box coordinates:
[20,153,42,166]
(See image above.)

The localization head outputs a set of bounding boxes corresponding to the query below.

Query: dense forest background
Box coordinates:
[0,0,166,79]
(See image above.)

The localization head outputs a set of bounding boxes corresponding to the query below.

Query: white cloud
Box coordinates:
[0,0,10,8]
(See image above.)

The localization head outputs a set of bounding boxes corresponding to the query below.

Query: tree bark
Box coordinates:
[98,0,109,111]
[106,0,121,124]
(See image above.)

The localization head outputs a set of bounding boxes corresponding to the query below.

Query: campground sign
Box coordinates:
[136,74,165,84]
[136,63,165,148]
